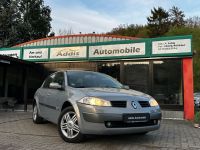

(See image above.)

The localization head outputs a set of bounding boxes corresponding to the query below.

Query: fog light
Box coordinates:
[154,120,158,124]
[106,122,112,127]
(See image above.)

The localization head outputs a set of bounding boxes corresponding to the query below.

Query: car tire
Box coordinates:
[32,103,44,124]
[58,106,85,143]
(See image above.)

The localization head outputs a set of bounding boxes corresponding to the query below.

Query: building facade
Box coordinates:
[0,34,194,120]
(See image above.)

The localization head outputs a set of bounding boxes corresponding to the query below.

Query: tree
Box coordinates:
[0,0,52,47]
[147,7,170,37]
[18,0,52,41]
[58,28,74,36]
[107,24,148,37]
[165,26,200,91]
[169,6,185,27]
[185,16,200,28]
[135,27,149,38]
[0,0,21,46]
[107,24,129,36]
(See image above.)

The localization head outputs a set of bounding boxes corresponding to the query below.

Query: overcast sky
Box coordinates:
[44,0,200,35]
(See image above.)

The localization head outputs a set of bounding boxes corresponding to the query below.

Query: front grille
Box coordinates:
[105,120,158,128]
[138,101,150,107]
[111,101,127,108]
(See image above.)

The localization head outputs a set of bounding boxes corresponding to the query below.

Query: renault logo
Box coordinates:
[131,101,137,109]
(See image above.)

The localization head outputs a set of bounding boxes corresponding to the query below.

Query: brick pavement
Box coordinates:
[0,112,200,150]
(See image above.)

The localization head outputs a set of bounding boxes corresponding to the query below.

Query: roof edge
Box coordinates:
[14,34,139,47]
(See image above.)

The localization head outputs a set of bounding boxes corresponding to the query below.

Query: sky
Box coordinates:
[44,0,200,35]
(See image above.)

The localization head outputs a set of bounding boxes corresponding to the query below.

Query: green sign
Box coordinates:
[49,46,87,61]
[23,47,49,61]
[151,35,192,57]
[88,40,148,60]
[0,47,22,59]
[0,35,192,62]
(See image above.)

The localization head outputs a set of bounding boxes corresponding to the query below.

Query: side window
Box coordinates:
[43,74,55,88]
[53,72,65,86]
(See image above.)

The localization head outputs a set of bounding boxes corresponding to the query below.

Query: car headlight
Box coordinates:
[149,98,159,107]
[78,97,111,107]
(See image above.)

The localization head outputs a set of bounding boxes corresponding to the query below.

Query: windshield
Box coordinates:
[66,71,123,88]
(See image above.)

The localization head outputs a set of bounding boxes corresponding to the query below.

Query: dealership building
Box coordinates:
[0,34,194,120]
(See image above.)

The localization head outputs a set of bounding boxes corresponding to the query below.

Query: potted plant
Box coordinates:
[194,111,200,128]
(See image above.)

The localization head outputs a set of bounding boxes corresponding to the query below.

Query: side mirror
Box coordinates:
[49,82,64,90]
[122,85,130,90]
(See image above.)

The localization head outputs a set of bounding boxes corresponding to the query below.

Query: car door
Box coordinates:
[45,72,67,123]
[38,73,55,119]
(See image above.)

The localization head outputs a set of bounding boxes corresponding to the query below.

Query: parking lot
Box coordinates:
[0,112,200,150]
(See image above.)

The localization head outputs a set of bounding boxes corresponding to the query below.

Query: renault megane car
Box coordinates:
[33,70,161,143]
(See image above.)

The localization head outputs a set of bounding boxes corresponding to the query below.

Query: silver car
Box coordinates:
[194,93,200,107]
[33,70,161,143]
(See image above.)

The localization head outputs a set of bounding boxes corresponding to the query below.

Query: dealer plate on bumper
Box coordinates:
[123,113,150,123]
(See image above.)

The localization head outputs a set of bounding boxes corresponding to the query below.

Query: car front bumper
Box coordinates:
[77,103,162,135]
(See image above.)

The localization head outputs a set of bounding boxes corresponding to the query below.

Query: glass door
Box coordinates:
[124,61,150,94]
[152,60,183,109]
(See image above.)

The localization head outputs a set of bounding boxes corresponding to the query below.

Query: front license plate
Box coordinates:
[123,113,150,123]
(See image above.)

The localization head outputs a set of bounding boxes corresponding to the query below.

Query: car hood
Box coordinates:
[78,88,151,101]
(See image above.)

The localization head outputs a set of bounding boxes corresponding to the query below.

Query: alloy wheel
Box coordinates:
[33,105,37,121]
[60,111,80,139]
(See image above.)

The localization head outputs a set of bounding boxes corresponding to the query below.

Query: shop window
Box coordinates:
[124,61,150,94]
[153,60,183,107]
[98,62,120,81]
[98,59,183,110]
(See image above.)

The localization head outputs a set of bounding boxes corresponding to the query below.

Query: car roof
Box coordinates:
[53,70,98,75]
